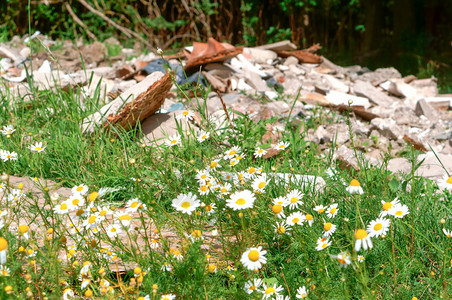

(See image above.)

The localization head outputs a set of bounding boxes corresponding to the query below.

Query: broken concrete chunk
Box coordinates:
[82,72,171,133]
[414,99,437,120]
[283,56,299,66]
[141,110,194,145]
[325,90,370,109]
[370,118,403,140]
[353,80,394,107]
[424,96,452,111]
[242,48,277,64]
[357,67,402,85]
[255,40,297,52]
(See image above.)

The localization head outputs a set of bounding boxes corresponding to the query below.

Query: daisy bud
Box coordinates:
[238,212,244,218]
[440,218,446,224]
[85,289,93,297]
[5,286,13,294]
[141,143,146,148]
[134,267,142,276]
[129,158,136,164]
[156,48,163,55]
[1,174,8,181]
[18,183,23,189]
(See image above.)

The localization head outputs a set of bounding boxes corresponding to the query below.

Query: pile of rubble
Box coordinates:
[1,34,452,180]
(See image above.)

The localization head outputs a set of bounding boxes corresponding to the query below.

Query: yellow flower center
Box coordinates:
[0,238,8,251]
[395,210,403,216]
[447,177,452,184]
[171,140,177,144]
[182,111,189,116]
[131,202,139,208]
[111,228,116,233]
[305,214,313,221]
[277,226,285,234]
[290,197,298,203]
[229,150,236,156]
[35,147,42,151]
[99,210,107,217]
[382,202,392,211]
[272,205,282,214]
[18,225,29,234]
[201,174,207,179]
[355,229,368,239]
[88,192,98,202]
[88,216,97,224]
[258,182,266,189]
[258,149,263,153]
[293,218,300,224]
[208,264,217,273]
[324,223,332,231]
[318,208,325,213]
[221,188,227,193]
[330,208,337,214]
[248,250,260,262]
[192,230,202,238]
[236,198,246,205]
[210,162,217,168]
[265,287,276,294]
[205,205,213,211]
[76,186,83,192]
[61,203,68,210]
[119,214,132,221]
[350,179,360,187]
[250,285,256,290]
[200,186,208,192]
[337,258,346,264]
[72,199,80,205]
[322,243,328,248]
[374,223,383,231]
[202,135,206,139]
[181,201,191,209]
[248,167,256,174]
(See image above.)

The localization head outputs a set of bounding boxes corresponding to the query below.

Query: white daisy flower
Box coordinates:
[315,237,331,251]
[313,204,327,214]
[260,284,284,299]
[229,157,240,167]
[226,190,256,210]
[150,238,160,249]
[286,212,304,226]
[1,151,17,162]
[272,204,285,219]
[323,222,337,237]
[67,194,85,209]
[176,110,194,121]
[172,192,200,215]
[296,285,308,299]
[166,134,181,147]
[354,229,373,252]
[28,141,46,153]
[252,175,268,193]
[207,159,221,170]
[224,146,241,160]
[219,182,232,195]
[357,255,365,262]
[388,203,410,218]
[367,218,390,237]
[346,179,364,194]
[161,294,176,300]
[379,197,401,217]
[443,228,452,238]
[125,198,146,213]
[254,147,267,158]
[53,201,71,214]
[106,223,121,238]
[286,189,304,209]
[72,184,89,195]
[274,221,292,236]
[1,125,15,135]
[327,203,339,218]
[331,252,351,268]
[437,174,452,191]
[244,278,263,294]
[273,141,290,151]
[240,246,267,270]
[304,213,314,226]
[197,130,210,143]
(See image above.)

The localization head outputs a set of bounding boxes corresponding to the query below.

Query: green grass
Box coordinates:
[0,54,451,299]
